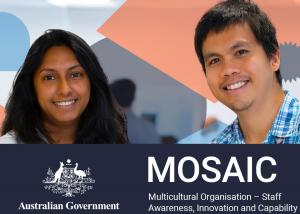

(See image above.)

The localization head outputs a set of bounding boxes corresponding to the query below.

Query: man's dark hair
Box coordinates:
[2,29,128,144]
[194,0,282,86]
[110,79,136,108]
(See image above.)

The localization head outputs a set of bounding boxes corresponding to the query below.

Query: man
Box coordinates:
[110,79,161,144]
[194,0,300,144]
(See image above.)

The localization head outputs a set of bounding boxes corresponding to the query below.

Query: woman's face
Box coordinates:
[33,45,91,127]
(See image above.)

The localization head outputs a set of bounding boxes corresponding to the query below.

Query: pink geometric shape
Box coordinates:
[0,106,5,135]
[99,0,300,102]
[99,0,218,101]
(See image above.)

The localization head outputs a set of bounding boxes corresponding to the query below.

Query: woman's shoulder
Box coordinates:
[0,131,18,144]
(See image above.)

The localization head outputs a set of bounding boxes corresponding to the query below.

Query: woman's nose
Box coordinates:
[57,78,72,96]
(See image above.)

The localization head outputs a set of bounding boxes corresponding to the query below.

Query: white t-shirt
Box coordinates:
[0,131,17,144]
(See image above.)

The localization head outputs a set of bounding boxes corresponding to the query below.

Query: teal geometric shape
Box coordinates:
[177,121,227,144]
[0,12,30,71]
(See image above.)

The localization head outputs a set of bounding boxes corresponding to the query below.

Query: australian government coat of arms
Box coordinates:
[42,159,95,197]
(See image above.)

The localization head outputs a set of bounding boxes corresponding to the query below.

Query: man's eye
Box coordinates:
[43,74,55,80]
[209,58,220,65]
[236,49,248,56]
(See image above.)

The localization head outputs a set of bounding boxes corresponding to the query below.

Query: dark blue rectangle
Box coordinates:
[0,145,299,213]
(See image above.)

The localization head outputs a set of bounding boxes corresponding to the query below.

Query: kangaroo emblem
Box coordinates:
[74,163,86,182]
[43,159,95,197]
[51,162,64,183]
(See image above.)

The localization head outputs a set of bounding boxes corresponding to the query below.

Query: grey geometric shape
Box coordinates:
[280,43,300,82]
[91,39,206,139]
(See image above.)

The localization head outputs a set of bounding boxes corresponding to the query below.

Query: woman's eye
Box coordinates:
[71,72,83,79]
[236,49,248,56]
[43,74,55,80]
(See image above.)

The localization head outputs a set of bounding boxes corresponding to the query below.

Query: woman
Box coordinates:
[0,29,128,144]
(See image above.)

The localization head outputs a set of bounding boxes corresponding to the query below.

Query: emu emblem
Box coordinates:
[42,159,95,197]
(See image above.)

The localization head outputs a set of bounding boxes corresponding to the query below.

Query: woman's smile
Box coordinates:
[52,99,78,108]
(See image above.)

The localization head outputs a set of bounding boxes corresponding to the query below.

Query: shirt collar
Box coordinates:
[268,92,300,138]
[232,118,245,143]
[230,91,300,143]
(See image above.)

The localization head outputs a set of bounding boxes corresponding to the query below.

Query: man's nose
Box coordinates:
[222,60,240,76]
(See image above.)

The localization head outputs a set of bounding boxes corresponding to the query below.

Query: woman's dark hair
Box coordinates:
[194,0,282,86]
[2,29,128,144]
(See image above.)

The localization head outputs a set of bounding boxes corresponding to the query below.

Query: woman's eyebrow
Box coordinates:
[38,64,82,73]
[67,64,82,71]
[38,68,56,73]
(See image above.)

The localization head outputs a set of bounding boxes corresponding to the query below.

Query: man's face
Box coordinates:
[202,23,280,112]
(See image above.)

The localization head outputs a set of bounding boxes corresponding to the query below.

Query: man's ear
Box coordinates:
[270,49,280,72]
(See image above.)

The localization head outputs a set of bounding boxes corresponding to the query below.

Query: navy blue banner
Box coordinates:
[0,145,299,213]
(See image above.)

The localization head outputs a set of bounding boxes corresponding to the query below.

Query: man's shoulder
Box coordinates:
[276,93,300,144]
[275,92,300,136]
[211,121,238,144]
[286,92,300,112]
[285,92,300,127]
[292,95,300,138]
[291,95,300,129]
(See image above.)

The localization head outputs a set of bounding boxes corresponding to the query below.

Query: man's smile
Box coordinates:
[221,77,250,91]
[224,80,249,91]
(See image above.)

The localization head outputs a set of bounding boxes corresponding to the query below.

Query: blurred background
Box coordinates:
[0,0,299,144]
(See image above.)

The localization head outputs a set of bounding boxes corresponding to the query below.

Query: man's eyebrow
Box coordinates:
[203,41,250,61]
[203,53,220,61]
[230,41,249,50]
